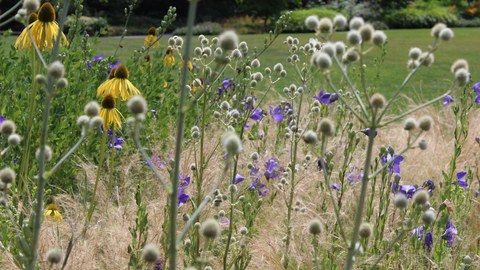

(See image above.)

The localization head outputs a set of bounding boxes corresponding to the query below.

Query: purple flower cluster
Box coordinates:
[473,82,480,104]
[380,146,404,174]
[443,95,454,106]
[441,219,458,247]
[314,90,338,105]
[269,103,293,124]
[218,78,234,95]
[178,174,191,206]
[87,53,104,69]
[391,179,435,198]
[264,158,280,180]
[456,171,468,188]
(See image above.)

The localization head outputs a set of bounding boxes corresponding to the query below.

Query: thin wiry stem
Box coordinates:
[113,3,135,58]
[169,0,198,269]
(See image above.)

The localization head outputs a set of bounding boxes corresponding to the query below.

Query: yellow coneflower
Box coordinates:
[100,94,123,130]
[96,64,140,101]
[181,59,193,71]
[28,12,38,25]
[144,26,158,48]
[15,2,69,50]
[45,204,62,222]
[164,48,175,66]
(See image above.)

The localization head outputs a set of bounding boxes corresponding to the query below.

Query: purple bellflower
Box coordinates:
[443,95,454,106]
[457,171,468,188]
[441,219,458,247]
[381,146,404,173]
[473,82,480,104]
[314,90,338,105]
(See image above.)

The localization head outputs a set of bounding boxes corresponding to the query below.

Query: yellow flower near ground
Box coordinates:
[100,94,123,130]
[45,204,62,222]
[181,59,193,71]
[96,64,140,101]
[164,48,175,66]
[144,27,158,47]
[15,3,69,50]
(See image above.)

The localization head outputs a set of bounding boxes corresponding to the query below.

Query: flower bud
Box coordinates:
[419,52,434,67]
[251,59,260,68]
[439,28,453,41]
[394,193,408,208]
[347,30,362,45]
[84,101,100,117]
[349,17,364,30]
[46,248,62,264]
[308,219,323,235]
[450,59,468,73]
[359,222,373,238]
[403,117,417,131]
[455,68,470,86]
[56,78,68,89]
[8,134,21,146]
[89,116,103,127]
[408,47,422,60]
[0,120,16,135]
[201,218,220,238]
[305,15,320,30]
[35,145,52,161]
[359,24,374,42]
[319,118,335,136]
[370,93,386,108]
[218,30,239,50]
[333,14,347,29]
[302,130,318,144]
[421,209,436,225]
[418,116,433,131]
[48,61,65,79]
[334,41,345,56]
[0,167,15,184]
[372,31,387,46]
[318,18,333,34]
[419,139,428,150]
[311,51,332,70]
[413,190,429,205]
[431,23,446,38]
[142,244,160,263]
[222,132,242,155]
[127,95,148,115]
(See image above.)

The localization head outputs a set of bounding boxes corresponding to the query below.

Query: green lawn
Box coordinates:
[4,28,479,101]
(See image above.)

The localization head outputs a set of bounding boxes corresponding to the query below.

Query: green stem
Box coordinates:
[169,1,198,268]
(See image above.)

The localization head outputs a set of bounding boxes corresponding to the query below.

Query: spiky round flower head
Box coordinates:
[318,18,333,34]
[280,70,287,77]
[56,78,68,89]
[407,59,420,70]
[347,30,362,45]
[142,244,160,263]
[372,30,387,46]
[175,36,184,47]
[239,226,248,235]
[36,145,52,161]
[89,116,103,127]
[218,30,239,51]
[232,49,242,58]
[439,28,453,41]
[23,0,40,13]
[334,41,346,56]
[450,59,468,73]
[84,101,100,117]
[35,74,47,85]
[359,222,373,238]
[408,47,422,60]
[370,93,386,108]
[403,117,417,131]
[319,118,335,136]
[222,132,242,155]
[455,68,470,86]
[46,248,62,264]
[302,130,318,144]
[349,16,364,30]
[273,63,284,73]
[201,218,220,239]
[311,51,332,70]
[394,193,408,208]
[321,42,335,57]
[77,115,89,126]
[252,72,264,82]
[251,59,260,68]
[421,209,436,225]
[418,52,434,67]
[308,219,323,235]
[419,139,428,150]
[333,14,347,29]
[229,184,238,193]
[463,255,472,265]
[359,24,374,42]
[418,115,433,131]
[0,120,16,135]
[431,23,447,38]
[305,15,320,30]
[8,134,21,146]
[127,95,148,115]
[48,61,65,79]
[413,189,429,205]
[0,168,15,184]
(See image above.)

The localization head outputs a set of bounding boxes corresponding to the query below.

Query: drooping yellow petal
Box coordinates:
[100,107,123,131]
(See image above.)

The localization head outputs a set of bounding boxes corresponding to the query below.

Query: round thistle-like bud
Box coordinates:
[308,219,323,235]
[35,74,47,85]
[319,118,335,136]
[431,23,447,38]
[48,61,65,79]
[0,120,16,135]
[194,47,202,57]
[311,51,332,70]
[8,134,21,146]
[419,139,428,150]
[302,130,318,144]
[84,101,100,117]
[334,41,345,56]
[439,28,453,41]
[418,116,433,131]
[455,68,470,87]
[250,152,259,161]
[220,101,230,111]
[413,190,429,205]
[280,70,287,77]
[239,226,248,235]
[463,255,472,265]
[305,15,320,30]
[347,30,362,45]
[201,218,220,239]
[218,30,239,50]
[370,93,386,108]
[231,49,242,58]
[407,59,419,70]
[403,117,417,131]
[35,145,52,161]
[321,42,335,57]
[419,52,434,67]
[372,31,387,46]
[251,59,260,68]
[229,184,238,193]
[222,132,242,155]
[23,0,40,12]
[393,193,408,209]
[127,95,148,115]
[421,209,436,225]
[89,116,103,127]
[46,248,62,264]
[184,238,192,247]
[349,17,364,30]
[175,36,184,47]
[56,78,68,89]
[252,72,264,82]
[142,244,160,263]
[344,48,359,63]
[359,222,373,238]
[318,18,333,34]
[450,59,468,73]
[359,24,374,42]
[333,14,347,29]
[408,47,422,60]
[0,168,15,184]
[273,63,284,73]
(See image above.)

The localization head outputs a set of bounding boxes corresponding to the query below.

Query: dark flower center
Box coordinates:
[166,48,173,55]
[28,13,38,25]
[114,64,129,79]
[108,68,117,80]
[102,95,115,109]
[147,26,156,35]
[38,3,56,23]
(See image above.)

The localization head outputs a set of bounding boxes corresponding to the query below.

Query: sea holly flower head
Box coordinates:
[456,171,468,188]
[314,90,339,105]
[380,146,404,173]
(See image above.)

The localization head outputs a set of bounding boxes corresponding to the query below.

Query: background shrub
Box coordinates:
[172,21,223,35]
[284,7,340,33]
[386,5,458,28]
